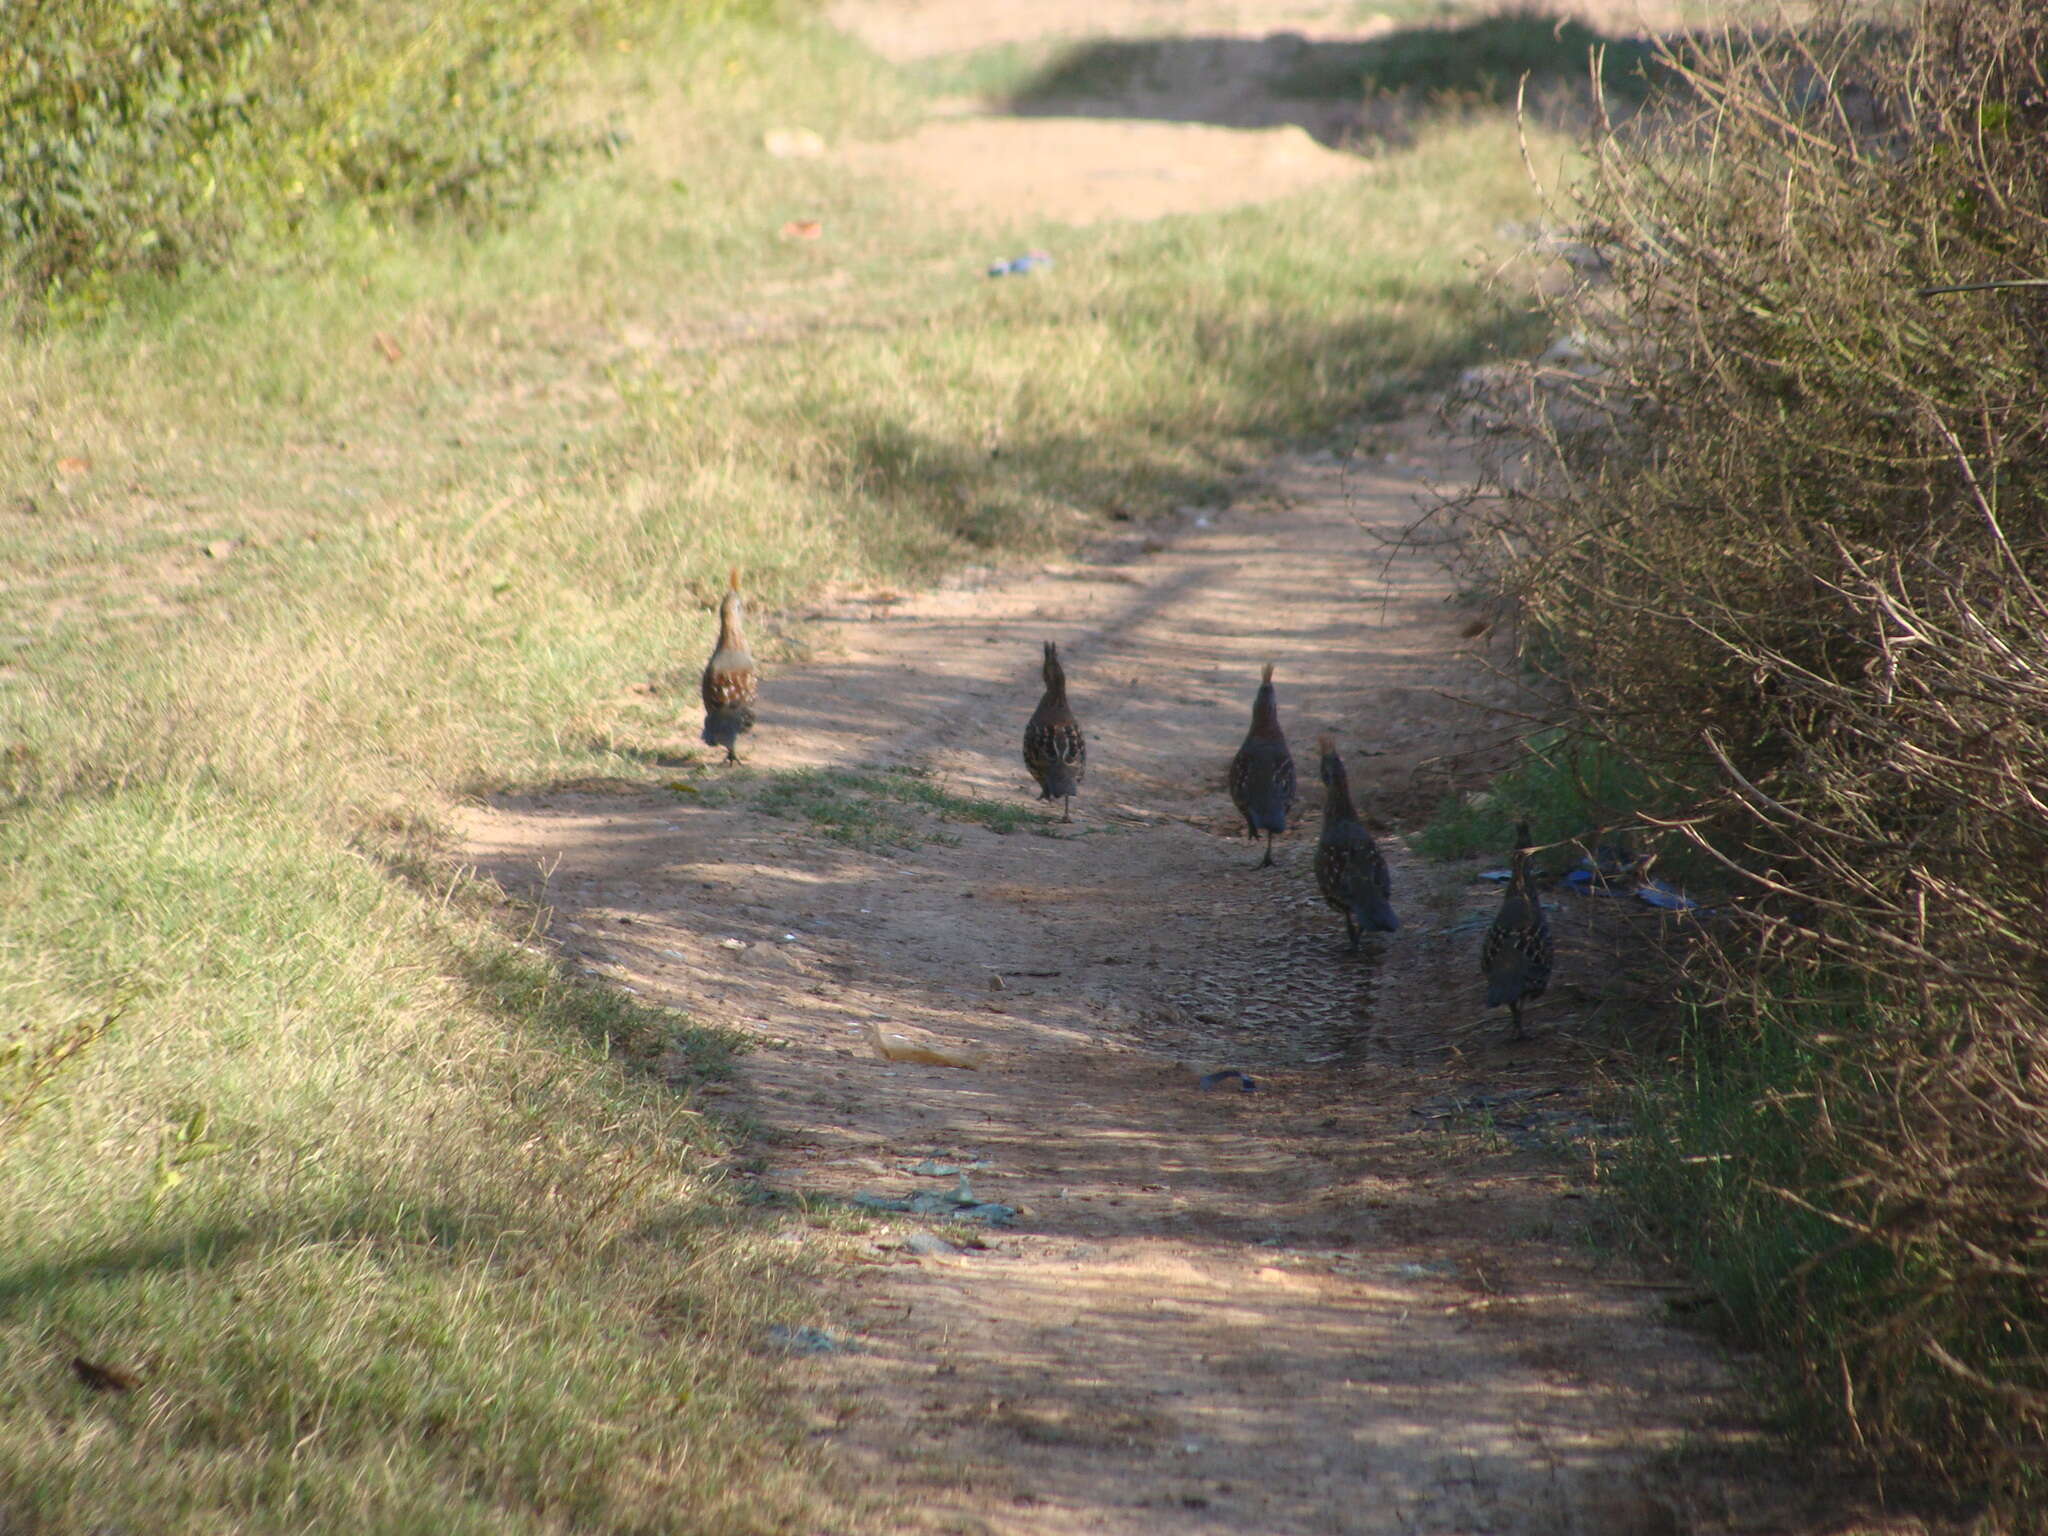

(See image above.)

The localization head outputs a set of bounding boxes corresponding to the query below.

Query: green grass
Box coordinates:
[1611,993,1927,1458]
[755,767,1054,852]
[0,3,1566,1528]
[897,40,1072,102]
[1618,1001,1860,1345]
[1412,729,1668,868]
[896,1,1484,106]
[995,11,1660,115]
[1621,984,2048,1515]
[0,785,827,1533]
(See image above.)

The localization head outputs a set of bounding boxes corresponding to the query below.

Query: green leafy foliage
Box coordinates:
[0,0,682,314]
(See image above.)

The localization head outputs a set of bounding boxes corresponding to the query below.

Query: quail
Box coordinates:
[1482,820,1554,1041]
[1313,735,1398,949]
[1229,663,1296,867]
[1022,640,1086,822]
[700,568,758,763]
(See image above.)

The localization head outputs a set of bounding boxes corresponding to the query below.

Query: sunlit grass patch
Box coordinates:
[0,785,814,1533]
[878,768,1053,836]
[754,766,1052,852]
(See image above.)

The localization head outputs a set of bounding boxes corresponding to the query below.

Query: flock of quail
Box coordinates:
[700,572,1555,1042]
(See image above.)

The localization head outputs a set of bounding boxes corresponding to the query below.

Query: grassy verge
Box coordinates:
[0,786,823,1532]
[1614,994,1882,1417]
[0,2,1564,1527]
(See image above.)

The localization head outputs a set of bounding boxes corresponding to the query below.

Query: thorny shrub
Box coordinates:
[1449,0,2048,1505]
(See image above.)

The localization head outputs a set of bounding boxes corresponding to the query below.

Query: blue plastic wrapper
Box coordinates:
[986,251,1054,278]
[1635,881,1701,911]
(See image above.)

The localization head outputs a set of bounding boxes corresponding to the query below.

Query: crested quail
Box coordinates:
[1229,663,1296,867]
[1022,640,1086,822]
[699,568,758,763]
[1313,735,1398,950]
[1481,820,1554,1041]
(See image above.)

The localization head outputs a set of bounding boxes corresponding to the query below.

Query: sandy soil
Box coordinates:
[840,117,1370,226]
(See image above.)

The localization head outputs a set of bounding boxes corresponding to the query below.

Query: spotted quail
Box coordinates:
[1022,640,1086,822]
[699,568,758,763]
[1313,735,1398,950]
[1229,663,1296,867]
[1482,820,1554,1041]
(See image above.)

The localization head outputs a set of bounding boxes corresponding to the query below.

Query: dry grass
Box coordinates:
[1446,0,2048,1511]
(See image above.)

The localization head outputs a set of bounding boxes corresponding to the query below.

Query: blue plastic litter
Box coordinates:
[1635,881,1701,912]
[1198,1069,1258,1093]
[986,251,1054,278]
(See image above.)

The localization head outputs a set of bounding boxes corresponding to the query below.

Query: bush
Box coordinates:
[0,0,721,315]
[1453,0,2048,1506]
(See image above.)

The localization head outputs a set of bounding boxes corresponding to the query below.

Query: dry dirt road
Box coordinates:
[455,3,1860,1530]
[459,436,1772,1533]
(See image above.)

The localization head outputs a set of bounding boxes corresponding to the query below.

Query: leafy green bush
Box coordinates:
[1453,0,2048,1507]
[0,0,757,315]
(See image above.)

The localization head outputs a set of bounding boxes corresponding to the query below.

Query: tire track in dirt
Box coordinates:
[456,437,1758,1534]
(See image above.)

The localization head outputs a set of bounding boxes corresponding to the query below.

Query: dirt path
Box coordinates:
[453,5,1792,1530]
[457,432,1763,1532]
